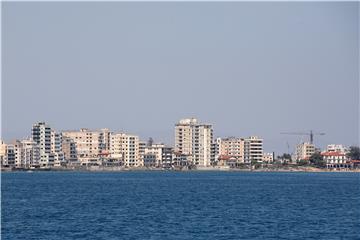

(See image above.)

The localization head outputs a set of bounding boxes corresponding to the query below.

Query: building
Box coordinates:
[326,144,347,153]
[143,153,156,167]
[32,122,52,166]
[110,133,140,167]
[32,122,64,167]
[0,141,15,167]
[99,128,112,153]
[144,143,165,167]
[262,152,274,163]
[295,142,315,161]
[175,118,213,167]
[161,147,173,168]
[62,128,103,161]
[218,137,245,163]
[62,136,78,163]
[321,151,350,169]
[244,136,263,163]
[17,139,40,168]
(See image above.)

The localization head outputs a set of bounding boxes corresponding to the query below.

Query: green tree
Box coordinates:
[297,159,309,166]
[346,146,360,160]
[309,152,326,168]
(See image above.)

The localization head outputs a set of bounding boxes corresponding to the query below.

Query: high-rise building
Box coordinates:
[161,147,173,168]
[32,122,52,166]
[32,122,64,167]
[218,137,245,163]
[244,136,263,163]
[144,143,165,167]
[62,128,102,161]
[295,142,315,161]
[62,136,78,163]
[110,133,140,167]
[175,118,213,167]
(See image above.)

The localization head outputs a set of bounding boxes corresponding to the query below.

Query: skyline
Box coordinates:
[2,2,359,153]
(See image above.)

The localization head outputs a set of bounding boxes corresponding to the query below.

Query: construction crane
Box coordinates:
[280,130,325,144]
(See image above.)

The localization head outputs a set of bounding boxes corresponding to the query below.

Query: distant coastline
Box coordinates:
[2,166,359,173]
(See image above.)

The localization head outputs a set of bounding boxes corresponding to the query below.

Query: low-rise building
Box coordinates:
[322,151,351,169]
[262,152,274,163]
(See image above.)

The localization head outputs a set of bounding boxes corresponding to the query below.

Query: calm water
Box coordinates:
[1,171,360,240]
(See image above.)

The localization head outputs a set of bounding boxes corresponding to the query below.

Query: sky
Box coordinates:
[2,2,359,154]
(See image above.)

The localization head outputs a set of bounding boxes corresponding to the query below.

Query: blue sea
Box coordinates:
[1,171,360,240]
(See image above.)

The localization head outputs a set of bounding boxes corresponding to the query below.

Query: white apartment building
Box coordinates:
[32,122,64,167]
[326,144,347,153]
[262,152,274,163]
[144,143,165,167]
[175,118,213,167]
[295,142,315,161]
[32,122,52,166]
[110,133,140,167]
[16,139,40,168]
[0,143,16,167]
[244,136,263,163]
[321,151,350,169]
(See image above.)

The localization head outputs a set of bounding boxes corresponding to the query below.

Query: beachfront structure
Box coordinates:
[62,136,78,163]
[161,147,173,168]
[62,128,103,161]
[295,142,315,161]
[110,133,140,167]
[32,122,52,165]
[32,122,65,167]
[262,152,274,163]
[321,151,350,169]
[218,137,245,163]
[15,139,40,168]
[244,136,263,163]
[144,143,165,167]
[175,118,213,167]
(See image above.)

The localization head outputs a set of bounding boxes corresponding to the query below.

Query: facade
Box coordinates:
[110,133,140,167]
[143,153,156,167]
[32,122,64,167]
[62,136,78,163]
[18,139,40,168]
[244,136,263,163]
[99,128,112,153]
[62,128,102,161]
[262,152,274,163]
[219,137,245,163]
[175,118,213,167]
[144,143,165,167]
[326,144,347,153]
[295,142,315,161]
[32,122,52,166]
[161,147,173,168]
[322,151,350,169]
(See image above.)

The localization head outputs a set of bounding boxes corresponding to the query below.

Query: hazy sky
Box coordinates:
[2,2,359,154]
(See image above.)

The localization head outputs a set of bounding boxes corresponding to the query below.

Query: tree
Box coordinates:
[346,146,360,160]
[309,152,326,168]
[297,159,309,166]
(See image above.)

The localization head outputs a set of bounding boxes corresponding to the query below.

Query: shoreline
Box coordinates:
[2,166,360,173]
